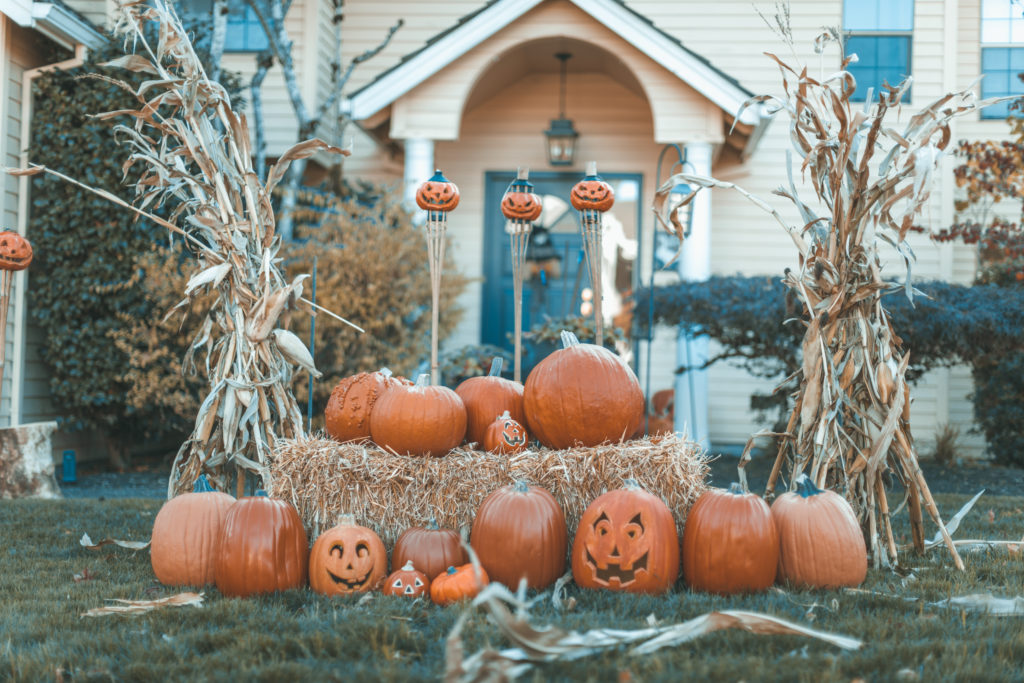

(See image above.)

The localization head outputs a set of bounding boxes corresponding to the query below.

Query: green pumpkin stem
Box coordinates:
[728,482,746,495]
[193,475,215,494]
[511,480,530,494]
[447,566,457,575]
[560,330,580,349]
[622,478,640,489]
[415,373,430,388]
[793,473,823,498]
[488,357,504,377]
[254,489,268,497]
[427,517,440,530]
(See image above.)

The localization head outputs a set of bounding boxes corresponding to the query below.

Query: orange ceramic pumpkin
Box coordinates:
[214,491,309,597]
[382,561,430,598]
[391,518,467,581]
[524,331,644,449]
[309,515,388,596]
[370,374,467,456]
[430,564,489,606]
[0,231,32,271]
[771,474,867,589]
[324,369,408,443]
[415,170,460,213]
[482,411,528,455]
[570,174,615,213]
[571,480,679,594]
[150,475,235,587]
[455,357,526,447]
[501,174,543,223]
[682,483,779,594]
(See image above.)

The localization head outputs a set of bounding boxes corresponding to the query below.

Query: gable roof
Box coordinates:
[346,0,764,131]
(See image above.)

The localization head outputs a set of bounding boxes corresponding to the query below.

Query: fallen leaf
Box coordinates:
[82,592,204,617]
[988,509,995,524]
[80,533,150,551]
[73,568,95,583]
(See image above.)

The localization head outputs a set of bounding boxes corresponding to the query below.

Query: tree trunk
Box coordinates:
[209,0,228,83]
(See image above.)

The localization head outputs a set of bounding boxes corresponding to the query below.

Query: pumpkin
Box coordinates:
[524,331,644,449]
[309,514,388,596]
[370,374,467,456]
[0,231,32,271]
[415,169,460,213]
[470,481,567,590]
[214,490,309,597]
[392,518,467,581]
[570,174,615,213]
[482,411,528,455]
[770,474,868,589]
[455,357,526,447]
[382,561,430,598]
[430,564,489,606]
[501,174,543,223]
[682,483,779,594]
[324,368,408,443]
[150,475,235,587]
[571,480,679,594]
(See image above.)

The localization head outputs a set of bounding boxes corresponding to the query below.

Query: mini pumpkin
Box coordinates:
[455,357,526,447]
[324,368,408,443]
[415,169,460,213]
[150,475,235,587]
[0,231,32,271]
[370,374,467,456]
[771,474,868,589]
[682,483,779,594]
[392,518,467,581]
[572,480,679,594]
[382,561,430,598]
[501,172,543,223]
[482,411,528,455]
[430,564,489,606]
[309,514,388,596]
[570,172,615,213]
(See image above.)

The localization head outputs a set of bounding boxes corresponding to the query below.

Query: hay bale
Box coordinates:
[267,434,709,546]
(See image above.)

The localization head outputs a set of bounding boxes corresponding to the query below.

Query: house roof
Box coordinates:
[346,0,766,137]
[3,0,106,50]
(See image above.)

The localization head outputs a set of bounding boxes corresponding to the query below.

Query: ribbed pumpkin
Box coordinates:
[455,357,526,446]
[482,411,528,455]
[430,564,489,606]
[309,515,387,596]
[771,474,867,589]
[324,368,407,443]
[392,518,467,581]
[370,374,467,456]
[214,491,309,597]
[682,483,779,594]
[571,480,679,594]
[524,331,644,449]
[470,481,567,590]
[150,475,235,586]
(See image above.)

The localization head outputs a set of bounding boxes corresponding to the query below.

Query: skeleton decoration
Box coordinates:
[501,168,543,382]
[570,162,615,346]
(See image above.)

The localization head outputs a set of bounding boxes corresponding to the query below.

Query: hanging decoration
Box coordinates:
[570,162,615,346]
[501,168,543,382]
[416,170,460,385]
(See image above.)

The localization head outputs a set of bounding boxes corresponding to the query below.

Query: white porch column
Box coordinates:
[402,138,435,218]
[674,141,712,449]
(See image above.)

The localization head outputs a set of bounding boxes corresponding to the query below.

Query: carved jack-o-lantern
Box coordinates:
[570,176,615,213]
[501,176,543,223]
[415,170,460,213]
[382,561,430,598]
[482,411,528,455]
[571,480,679,594]
[0,231,33,271]
[309,515,388,596]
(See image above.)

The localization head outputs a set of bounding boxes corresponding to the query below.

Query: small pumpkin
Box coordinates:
[309,514,388,596]
[455,357,526,447]
[324,368,408,443]
[214,490,309,597]
[382,561,430,598]
[571,480,679,594]
[682,483,779,594]
[482,411,528,455]
[771,474,868,589]
[524,331,644,449]
[570,171,615,213]
[501,172,543,223]
[415,169,460,213]
[430,564,489,606]
[471,481,567,590]
[0,231,33,271]
[370,374,467,456]
[392,518,467,581]
[150,475,235,587]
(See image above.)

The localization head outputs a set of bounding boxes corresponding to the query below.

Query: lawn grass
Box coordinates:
[1,493,1023,681]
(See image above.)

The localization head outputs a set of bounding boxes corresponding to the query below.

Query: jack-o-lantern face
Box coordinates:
[501,175,543,223]
[309,516,387,596]
[416,170,460,213]
[571,482,679,594]
[570,178,615,212]
[501,419,526,448]
[382,561,430,598]
[483,411,528,455]
[0,231,33,271]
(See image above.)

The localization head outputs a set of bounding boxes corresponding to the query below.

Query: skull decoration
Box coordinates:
[0,231,33,271]
[571,480,679,594]
[482,410,528,455]
[309,515,387,596]
[382,560,430,598]
[415,170,460,213]
[569,175,615,213]
[501,177,543,223]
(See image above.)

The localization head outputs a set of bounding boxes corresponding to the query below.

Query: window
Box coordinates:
[980,0,1024,119]
[224,0,270,53]
[843,1,914,102]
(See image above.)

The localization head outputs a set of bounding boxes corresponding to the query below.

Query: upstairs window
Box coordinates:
[224,0,270,53]
[843,1,914,102]
[980,0,1024,119]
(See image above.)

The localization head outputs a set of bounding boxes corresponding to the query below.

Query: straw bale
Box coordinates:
[267,434,708,546]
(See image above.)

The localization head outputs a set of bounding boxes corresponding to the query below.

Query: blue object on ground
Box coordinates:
[61,450,77,484]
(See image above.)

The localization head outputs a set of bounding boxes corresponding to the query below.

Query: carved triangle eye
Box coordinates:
[392,578,403,589]
[414,578,424,587]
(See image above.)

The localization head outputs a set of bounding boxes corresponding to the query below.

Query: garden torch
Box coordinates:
[0,231,32,412]
[501,168,543,382]
[570,162,615,347]
[416,170,460,385]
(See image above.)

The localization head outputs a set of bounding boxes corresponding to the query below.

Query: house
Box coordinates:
[2,0,1018,460]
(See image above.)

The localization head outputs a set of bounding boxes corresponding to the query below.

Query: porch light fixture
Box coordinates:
[544,52,579,166]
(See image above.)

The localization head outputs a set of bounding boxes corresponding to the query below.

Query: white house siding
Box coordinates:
[63,0,115,31]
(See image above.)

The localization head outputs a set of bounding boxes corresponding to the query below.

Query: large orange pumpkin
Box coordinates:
[392,518,467,581]
[571,480,679,594]
[682,483,779,594]
[770,474,867,589]
[524,331,644,449]
[150,475,235,587]
[430,563,489,606]
[214,491,309,597]
[455,357,526,447]
[370,374,467,456]
[309,515,388,596]
[470,481,567,590]
[324,369,408,443]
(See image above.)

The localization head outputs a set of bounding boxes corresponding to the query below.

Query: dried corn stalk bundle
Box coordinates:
[655,31,1004,570]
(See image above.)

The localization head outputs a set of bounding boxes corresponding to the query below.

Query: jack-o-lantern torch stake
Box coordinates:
[0,231,32,408]
[570,162,615,347]
[416,170,460,385]
[501,168,543,382]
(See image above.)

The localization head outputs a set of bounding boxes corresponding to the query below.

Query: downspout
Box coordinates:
[11,43,88,426]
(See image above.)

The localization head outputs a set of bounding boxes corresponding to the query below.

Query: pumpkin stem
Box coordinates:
[402,560,415,571]
[415,373,430,388]
[497,410,512,421]
[379,367,393,379]
[793,473,823,498]
[488,357,504,377]
[427,517,440,530]
[337,513,357,526]
[560,330,580,349]
[622,478,640,489]
[254,489,268,497]
[447,566,457,575]
[193,475,215,494]
[511,480,530,494]
[728,482,746,495]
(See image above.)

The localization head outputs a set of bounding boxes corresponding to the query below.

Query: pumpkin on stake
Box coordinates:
[309,514,388,596]
[416,170,460,385]
[370,373,466,456]
[150,474,235,587]
[0,230,31,419]
[501,168,544,382]
[570,162,615,346]
[455,357,526,446]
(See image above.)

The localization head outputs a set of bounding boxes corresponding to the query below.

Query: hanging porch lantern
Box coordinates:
[544,52,579,166]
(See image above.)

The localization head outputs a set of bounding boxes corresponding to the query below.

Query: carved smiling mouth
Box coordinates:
[326,569,370,589]
[585,549,649,585]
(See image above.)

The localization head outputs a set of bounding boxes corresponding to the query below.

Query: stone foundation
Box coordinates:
[0,421,62,499]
